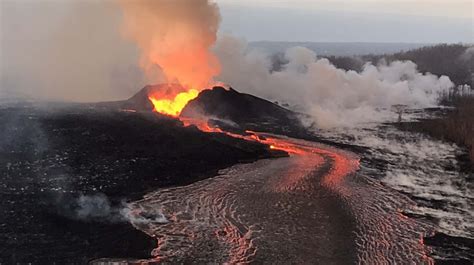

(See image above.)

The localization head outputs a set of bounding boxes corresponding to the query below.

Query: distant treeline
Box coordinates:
[325,44,474,87]
[270,44,474,87]
[368,44,474,167]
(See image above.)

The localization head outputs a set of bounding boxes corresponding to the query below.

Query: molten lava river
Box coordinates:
[116,119,436,264]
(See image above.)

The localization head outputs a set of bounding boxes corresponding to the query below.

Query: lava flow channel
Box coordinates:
[123,132,434,264]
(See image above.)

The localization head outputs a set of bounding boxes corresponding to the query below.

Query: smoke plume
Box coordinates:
[118,0,221,91]
[1,0,456,128]
[214,36,454,128]
[63,193,168,225]
[0,1,144,102]
[74,193,118,221]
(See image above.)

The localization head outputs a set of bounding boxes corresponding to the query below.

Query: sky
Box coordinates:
[216,0,473,43]
[0,0,472,102]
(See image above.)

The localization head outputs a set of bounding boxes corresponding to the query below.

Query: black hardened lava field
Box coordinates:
[2,1,473,263]
[0,103,282,263]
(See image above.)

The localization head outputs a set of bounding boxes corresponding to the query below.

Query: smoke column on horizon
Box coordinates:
[214,36,454,128]
[118,0,221,91]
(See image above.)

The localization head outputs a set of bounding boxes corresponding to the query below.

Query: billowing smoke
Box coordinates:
[214,36,454,128]
[74,194,120,221]
[118,0,221,90]
[64,193,168,225]
[53,193,125,223]
[0,1,144,102]
[1,0,456,128]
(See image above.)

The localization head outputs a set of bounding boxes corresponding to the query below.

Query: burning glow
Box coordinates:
[119,0,221,116]
[149,89,199,116]
[181,118,306,154]
[181,117,223,133]
[119,0,221,117]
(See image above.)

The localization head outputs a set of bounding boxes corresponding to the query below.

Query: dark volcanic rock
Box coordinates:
[0,104,279,263]
[424,232,474,264]
[96,84,185,111]
[95,84,309,138]
[180,86,307,136]
[97,84,368,158]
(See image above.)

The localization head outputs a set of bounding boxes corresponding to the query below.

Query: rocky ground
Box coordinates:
[0,102,282,264]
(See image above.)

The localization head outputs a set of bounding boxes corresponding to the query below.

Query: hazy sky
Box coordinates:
[0,0,472,102]
[216,0,473,43]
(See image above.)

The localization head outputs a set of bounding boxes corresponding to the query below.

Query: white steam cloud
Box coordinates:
[214,36,454,128]
[1,1,455,128]
[74,193,120,221]
[72,193,168,225]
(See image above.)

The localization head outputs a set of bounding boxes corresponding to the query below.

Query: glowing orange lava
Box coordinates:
[149,89,199,117]
[145,115,434,263]
[179,117,306,155]
[181,117,223,133]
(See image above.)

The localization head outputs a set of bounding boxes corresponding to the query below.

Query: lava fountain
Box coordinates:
[118,0,221,117]
[148,87,199,117]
